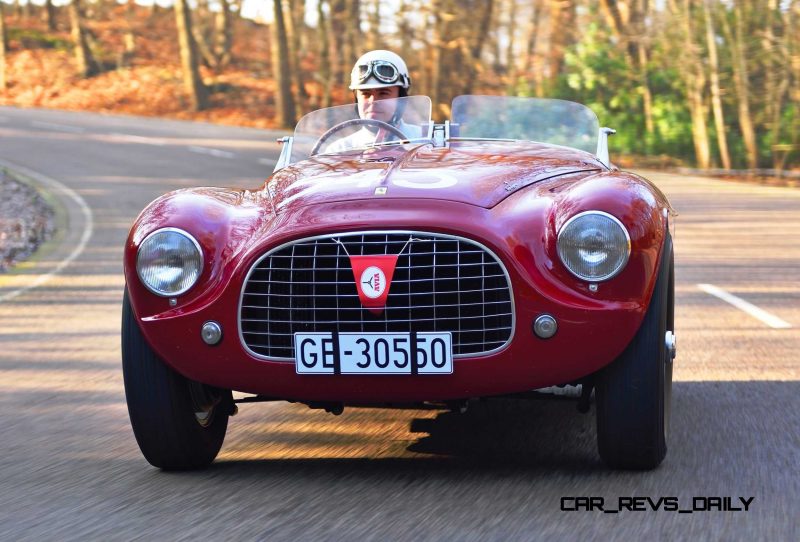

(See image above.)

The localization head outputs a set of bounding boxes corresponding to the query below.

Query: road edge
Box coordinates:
[0,159,94,303]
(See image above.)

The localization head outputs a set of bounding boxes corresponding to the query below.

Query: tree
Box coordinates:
[44,0,57,31]
[174,0,209,110]
[600,0,655,138]
[703,0,731,169]
[284,0,309,115]
[69,0,100,78]
[272,0,296,127]
[192,0,233,71]
[547,0,576,88]
[721,1,758,169]
[316,0,333,108]
[523,0,545,96]
[1,0,7,91]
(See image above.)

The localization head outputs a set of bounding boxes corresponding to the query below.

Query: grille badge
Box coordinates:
[349,255,398,315]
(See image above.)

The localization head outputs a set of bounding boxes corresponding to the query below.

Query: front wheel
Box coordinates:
[595,233,674,470]
[122,289,230,470]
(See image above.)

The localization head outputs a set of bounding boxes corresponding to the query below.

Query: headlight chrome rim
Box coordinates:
[557,211,631,282]
[136,227,203,297]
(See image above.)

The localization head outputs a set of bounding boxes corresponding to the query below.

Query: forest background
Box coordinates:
[0,0,798,173]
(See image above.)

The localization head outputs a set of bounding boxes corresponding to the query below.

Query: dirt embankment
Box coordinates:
[0,170,55,272]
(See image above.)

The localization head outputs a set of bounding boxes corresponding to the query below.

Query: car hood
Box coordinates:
[266,141,605,212]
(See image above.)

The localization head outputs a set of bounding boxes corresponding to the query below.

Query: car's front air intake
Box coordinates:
[239,231,514,360]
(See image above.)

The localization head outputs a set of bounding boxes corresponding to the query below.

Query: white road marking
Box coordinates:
[697,283,792,329]
[188,146,235,159]
[108,133,167,145]
[31,121,86,134]
[0,160,94,303]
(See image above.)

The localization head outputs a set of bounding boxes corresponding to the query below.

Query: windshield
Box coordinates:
[450,96,599,153]
[290,96,432,162]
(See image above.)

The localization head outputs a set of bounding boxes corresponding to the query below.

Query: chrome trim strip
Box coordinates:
[238,230,516,362]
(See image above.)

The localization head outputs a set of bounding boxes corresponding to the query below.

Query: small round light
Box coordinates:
[533,314,558,339]
[201,321,223,345]
[136,228,203,297]
[557,211,630,282]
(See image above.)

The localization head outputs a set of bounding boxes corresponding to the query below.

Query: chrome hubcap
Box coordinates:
[188,382,220,428]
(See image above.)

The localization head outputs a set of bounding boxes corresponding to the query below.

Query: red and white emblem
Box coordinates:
[349,255,399,315]
[359,266,386,299]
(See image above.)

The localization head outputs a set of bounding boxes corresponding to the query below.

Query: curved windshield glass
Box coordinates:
[450,96,599,153]
[290,96,432,163]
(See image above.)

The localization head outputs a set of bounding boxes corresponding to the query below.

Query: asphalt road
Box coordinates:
[0,106,797,541]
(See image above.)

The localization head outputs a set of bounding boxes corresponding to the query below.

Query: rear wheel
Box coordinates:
[122,289,230,470]
[596,234,674,469]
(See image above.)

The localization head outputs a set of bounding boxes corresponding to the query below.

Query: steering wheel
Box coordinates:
[310,118,409,156]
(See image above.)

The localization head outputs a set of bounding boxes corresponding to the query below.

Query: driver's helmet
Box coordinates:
[349,50,411,92]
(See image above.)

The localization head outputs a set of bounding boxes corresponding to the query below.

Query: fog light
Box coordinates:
[201,321,223,345]
[533,314,558,339]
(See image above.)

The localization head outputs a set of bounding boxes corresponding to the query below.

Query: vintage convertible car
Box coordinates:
[122,95,676,470]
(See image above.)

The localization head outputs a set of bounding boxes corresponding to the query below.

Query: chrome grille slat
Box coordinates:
[242,311,514,323]
[265,248,486,255]
[243,286,509,298]
[243,325,513,336]
[239,231,514,360]
[243,275,507,286]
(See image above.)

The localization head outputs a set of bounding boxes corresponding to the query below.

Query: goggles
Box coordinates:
[354,60,407,86]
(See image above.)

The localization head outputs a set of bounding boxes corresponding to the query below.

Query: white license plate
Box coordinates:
[294,332,453,375]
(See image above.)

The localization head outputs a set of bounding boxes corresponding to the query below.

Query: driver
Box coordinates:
[324,50,422,153]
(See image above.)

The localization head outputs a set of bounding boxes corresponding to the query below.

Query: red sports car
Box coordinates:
[122,95,676,470]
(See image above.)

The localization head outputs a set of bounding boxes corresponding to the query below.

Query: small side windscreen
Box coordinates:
[450,95,599,153]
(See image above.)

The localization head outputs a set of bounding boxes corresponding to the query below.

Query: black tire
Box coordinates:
[122,289,230,470]
[596,233,674,470]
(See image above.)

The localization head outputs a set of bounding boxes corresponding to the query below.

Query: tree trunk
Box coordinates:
[344,0,361,78]
[174,0,208,111]
[505,0,517,86]
[462,0,494,95]
[723,2,758,169]
[284,0,308,115]
[214,0,233,69]
[329,0,346,84]
[69,0,100,78]
[367,0,381,50]
[547,0,575,87]
[524,0,544,96]
[398,0,412,65]
[120,0,136,69]
[316,0,332,108]
[44,0,57,31]
[272,0,296,127]
[764,0,790,169]
[703,0,731,169]
[679,0,710,168]
[1,1,7,91]
[430,0,449,112]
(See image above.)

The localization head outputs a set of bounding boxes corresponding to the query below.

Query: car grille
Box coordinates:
[239,231,514,360]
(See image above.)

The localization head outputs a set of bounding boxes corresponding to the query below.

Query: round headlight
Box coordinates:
[557,211,630,282]
[136,228,203,296]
